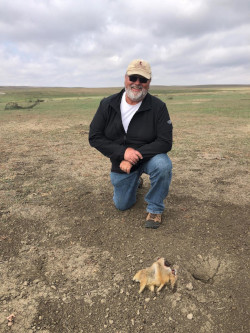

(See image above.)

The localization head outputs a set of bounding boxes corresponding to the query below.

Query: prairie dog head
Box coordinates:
[157,258,172,270]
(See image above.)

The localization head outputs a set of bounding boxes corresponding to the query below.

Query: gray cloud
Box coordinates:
[0,0,249,87]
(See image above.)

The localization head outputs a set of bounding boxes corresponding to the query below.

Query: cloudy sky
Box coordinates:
[0,0,249,87]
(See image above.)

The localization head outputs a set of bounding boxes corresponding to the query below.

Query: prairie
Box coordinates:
[0,85,249,332]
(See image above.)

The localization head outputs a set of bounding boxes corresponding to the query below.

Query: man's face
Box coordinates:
[124,74,151,104]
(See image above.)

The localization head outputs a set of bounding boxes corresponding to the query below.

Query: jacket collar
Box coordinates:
[110,88,152,113]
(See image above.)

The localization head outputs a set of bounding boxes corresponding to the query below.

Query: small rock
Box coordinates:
[186,282,194,291]
[109,319,113,325]
[187,313,193,320]
[131,319,135,326]
[145,298,150,303]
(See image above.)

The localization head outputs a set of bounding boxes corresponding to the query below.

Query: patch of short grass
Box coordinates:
[0,86,249,123]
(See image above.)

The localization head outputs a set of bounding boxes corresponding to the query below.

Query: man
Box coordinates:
[89,59,173,229]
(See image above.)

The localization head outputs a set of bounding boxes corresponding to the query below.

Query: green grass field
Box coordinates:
[0,85,249,121]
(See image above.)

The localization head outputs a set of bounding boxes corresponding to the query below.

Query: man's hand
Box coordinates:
[124,147,143,165]
[120,160,133,174]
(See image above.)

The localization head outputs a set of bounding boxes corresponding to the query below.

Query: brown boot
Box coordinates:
[145,213,162,229]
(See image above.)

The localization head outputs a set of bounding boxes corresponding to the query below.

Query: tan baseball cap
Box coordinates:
[126,59,152,79]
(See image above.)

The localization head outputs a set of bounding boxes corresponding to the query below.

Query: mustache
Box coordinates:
[131,84,142,90]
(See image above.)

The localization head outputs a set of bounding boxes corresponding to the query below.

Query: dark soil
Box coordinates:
[0,115,249,333]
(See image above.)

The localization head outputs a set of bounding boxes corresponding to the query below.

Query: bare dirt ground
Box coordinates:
[0,92,249,332]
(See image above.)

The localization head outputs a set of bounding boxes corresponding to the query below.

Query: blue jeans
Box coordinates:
[110,154,172,214]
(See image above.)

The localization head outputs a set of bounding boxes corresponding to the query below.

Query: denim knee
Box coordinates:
[147,154,172,177]
[114,200,135,211]
[158,158,172,176]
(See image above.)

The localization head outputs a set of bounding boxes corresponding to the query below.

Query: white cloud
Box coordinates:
[0,0,249,86]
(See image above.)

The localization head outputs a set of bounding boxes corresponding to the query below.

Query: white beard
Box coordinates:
[125,85,148,102]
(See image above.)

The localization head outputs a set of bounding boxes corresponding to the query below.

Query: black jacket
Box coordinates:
[89,89,173,173]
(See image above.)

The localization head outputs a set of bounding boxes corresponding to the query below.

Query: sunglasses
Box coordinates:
[128,75,148,84]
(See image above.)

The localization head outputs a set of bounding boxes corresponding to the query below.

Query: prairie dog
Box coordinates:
[133,258,177,293]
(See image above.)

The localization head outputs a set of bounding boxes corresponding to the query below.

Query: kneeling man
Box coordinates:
[89,59,173,229]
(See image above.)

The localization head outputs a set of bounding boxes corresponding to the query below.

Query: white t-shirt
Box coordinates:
[120,92,142,133]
